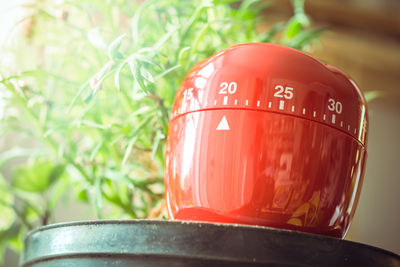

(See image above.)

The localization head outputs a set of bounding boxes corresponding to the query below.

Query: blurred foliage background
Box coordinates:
[0,0,321,263]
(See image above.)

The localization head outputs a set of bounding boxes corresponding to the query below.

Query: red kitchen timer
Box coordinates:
[164,43,368,238]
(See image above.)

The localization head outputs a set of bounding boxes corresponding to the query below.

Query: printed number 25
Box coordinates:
[274,85,294,99]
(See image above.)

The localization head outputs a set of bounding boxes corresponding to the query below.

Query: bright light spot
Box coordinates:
[0,0,26,119]
[194,77,207,89]
[0,1,25,49]
[197,63,214,78]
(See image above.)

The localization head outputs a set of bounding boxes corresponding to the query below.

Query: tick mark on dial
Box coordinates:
[279,101,284,110]
[223,96,228,105]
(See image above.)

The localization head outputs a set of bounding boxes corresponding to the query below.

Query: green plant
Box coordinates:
[0,0,321,262]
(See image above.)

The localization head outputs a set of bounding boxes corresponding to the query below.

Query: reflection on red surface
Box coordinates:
[166,110,366,238]
[165,43,368,238]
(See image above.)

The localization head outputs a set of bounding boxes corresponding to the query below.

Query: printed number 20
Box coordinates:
[219,82,237,94]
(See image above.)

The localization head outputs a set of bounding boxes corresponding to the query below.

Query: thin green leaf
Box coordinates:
[128,59,148,93]
[190,22,210,58]
[291,0,309,26]
[131,0,158,48]
[286,28,325,49]
[180,4,213,47]
[122,115,154,165]
[238,0,261,18]
[114,62,127,91]
[95,61,116,92]
[152,27,179,51]
[131,106,155,117]
[154,65,181,81]
[68,60,114,110]
[94,176,103,218]
[259,22,284,42]
[67,81,90,112]
[90,142,103,161]
[284,18,302,40]
[178,46,191,67]
[135,54,160,68]
[140,68,154,83]
[73,120,107,129]
[151,130,165,159]
[107,34,126,60]
[104,170,134,188]
[122,137,137,166]
[364,91,387,102]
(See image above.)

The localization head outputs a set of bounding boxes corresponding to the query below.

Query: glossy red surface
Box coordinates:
[165,43,368,238]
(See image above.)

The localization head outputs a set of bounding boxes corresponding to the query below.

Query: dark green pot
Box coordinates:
[21,220,400,266]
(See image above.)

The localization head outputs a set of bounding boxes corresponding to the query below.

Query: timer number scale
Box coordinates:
[178,82,354,135]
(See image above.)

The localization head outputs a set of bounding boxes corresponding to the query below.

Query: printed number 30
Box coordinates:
[328,98,343,114]
[274,85,294,99]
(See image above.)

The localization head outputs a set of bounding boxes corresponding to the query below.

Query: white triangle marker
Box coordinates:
[216,115,230,131]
